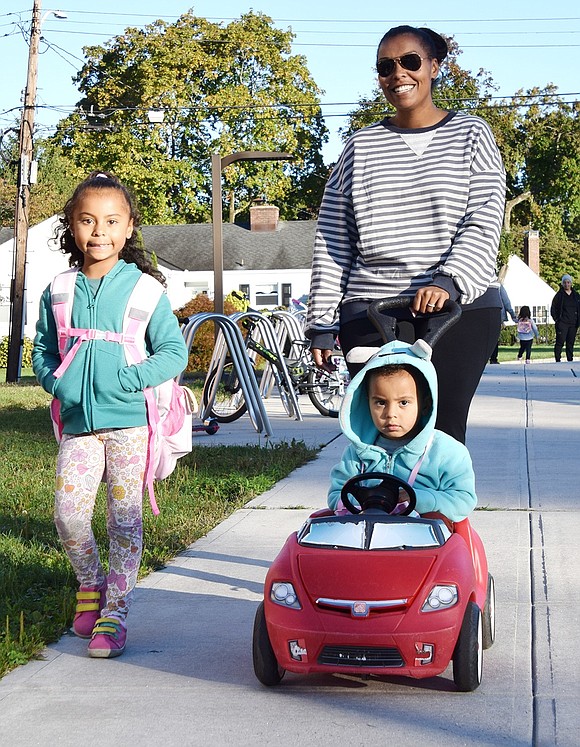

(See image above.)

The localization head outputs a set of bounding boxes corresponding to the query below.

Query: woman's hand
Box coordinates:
[311,347,337,372]
[412,286,450,314]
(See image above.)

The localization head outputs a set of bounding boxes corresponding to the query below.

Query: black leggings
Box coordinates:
[339,306,501,445]
[518,339,533,360]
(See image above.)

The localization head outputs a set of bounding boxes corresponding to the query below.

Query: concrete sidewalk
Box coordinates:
[0,362,579,746]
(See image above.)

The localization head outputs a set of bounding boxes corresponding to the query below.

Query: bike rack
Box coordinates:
[271,310,307,359]
[229,311,303,421]
[180,313,273,436]
[258,310,310,401]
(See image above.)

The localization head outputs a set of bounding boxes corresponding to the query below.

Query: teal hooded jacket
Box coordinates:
[328,339,477,522]
[32,260,188,435]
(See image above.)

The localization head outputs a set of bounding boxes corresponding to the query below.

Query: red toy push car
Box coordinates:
[252,472,495,692]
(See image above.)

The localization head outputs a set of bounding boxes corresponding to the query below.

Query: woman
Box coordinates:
[305,25,506,444]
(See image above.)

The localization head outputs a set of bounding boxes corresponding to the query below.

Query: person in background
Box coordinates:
[516,306,539,364]
[550,274,580,362]
[489,284,517,364]
[305,24,506,445]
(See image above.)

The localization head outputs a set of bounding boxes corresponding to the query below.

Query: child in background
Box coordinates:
[33,172,188,658]
[328,338,477,530]
[516,305,539,364]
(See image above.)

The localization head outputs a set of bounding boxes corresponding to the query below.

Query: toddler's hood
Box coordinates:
[339,339,438,454]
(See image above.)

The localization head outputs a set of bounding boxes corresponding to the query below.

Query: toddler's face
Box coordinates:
[368,369,420,440]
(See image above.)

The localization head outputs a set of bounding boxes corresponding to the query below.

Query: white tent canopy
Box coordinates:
[499,254,556,323]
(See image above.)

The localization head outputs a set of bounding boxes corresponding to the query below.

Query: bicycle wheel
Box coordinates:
[306,352,350,418]
[202,361,248,423]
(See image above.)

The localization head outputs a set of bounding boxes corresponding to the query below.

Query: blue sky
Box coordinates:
[1,1,579,162]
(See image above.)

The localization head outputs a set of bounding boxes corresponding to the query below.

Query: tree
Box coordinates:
[50,11,328,225]
[1,127,82,227]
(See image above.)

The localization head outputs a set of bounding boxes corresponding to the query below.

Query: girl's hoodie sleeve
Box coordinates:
[117,293,188,392]
[328,444,362,511]
[32,285,61,395]
[412,436,477,522]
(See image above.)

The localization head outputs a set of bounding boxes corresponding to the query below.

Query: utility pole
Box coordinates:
[6,0,42,382]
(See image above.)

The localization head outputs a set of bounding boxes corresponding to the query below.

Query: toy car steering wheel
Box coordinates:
[340,472,417,515]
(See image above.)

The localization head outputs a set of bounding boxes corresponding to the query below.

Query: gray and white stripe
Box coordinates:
[306,111,506,337]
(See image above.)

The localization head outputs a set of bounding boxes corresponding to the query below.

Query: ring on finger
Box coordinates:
[426,303,436,308]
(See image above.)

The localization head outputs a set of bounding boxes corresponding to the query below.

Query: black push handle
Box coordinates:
[368,296,462,349]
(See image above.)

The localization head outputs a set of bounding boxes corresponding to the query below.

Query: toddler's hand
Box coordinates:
[398,488,411,504]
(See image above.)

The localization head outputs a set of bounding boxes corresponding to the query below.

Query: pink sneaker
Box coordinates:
[88,618,127,658]
[72,584,107,639]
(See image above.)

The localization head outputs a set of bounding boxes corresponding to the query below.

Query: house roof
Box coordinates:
[141,220,316,272]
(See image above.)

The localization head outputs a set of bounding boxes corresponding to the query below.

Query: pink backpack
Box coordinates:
[49,268,194,515]
[517,319,532,335]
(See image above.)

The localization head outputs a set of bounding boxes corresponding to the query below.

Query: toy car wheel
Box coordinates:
[482,573,496,650]
[453,601,483,692]
[252,602,285,686]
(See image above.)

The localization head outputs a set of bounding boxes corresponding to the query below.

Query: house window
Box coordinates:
[255,283,278,306]
[239,284,250,300]
[281,283,292,307]
[184,281,209,297]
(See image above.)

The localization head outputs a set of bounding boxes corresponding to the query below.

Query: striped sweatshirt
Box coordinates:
[305,111,506,342]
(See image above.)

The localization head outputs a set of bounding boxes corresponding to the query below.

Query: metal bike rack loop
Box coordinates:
[180,313,272,436]
[229,311,302,421]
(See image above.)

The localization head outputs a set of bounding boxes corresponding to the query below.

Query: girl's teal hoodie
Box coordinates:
[328,339,477,522]
[33,260,188,435]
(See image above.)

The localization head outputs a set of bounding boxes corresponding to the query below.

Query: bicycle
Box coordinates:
[201,299,350,423]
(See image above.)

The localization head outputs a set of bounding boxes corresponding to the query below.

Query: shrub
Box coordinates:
[174,294,239,373]
[0,336,33,368]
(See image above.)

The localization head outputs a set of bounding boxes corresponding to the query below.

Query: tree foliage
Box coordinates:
[49,11,328,225]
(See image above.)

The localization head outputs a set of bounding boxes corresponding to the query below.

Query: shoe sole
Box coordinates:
[88,645,125,659]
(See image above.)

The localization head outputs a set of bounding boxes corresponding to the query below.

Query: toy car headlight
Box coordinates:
[270,582,301,610]
[421,584,458,612]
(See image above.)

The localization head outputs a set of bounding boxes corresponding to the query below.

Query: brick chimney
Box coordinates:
[523,230,540,275]
[250,205,279,232]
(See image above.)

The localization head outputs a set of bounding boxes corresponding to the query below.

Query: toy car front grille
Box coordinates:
[318,645,404,668]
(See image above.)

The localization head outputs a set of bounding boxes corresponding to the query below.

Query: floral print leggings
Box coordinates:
[54,426,149,621]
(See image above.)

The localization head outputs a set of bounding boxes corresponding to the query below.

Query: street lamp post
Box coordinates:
[6,3,66,382]
[211,151,292,316]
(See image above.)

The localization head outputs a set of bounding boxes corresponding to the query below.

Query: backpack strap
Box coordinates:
[407,434,434,487]
[119,275,166,515]
[121,274,165,365]
[51,268,80,365]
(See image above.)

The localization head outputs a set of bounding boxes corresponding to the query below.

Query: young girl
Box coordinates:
[32,171,188,658]
[516,305,539,363]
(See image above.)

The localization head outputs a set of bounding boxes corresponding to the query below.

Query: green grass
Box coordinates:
[0,379,317,677]
[495,344,569,363]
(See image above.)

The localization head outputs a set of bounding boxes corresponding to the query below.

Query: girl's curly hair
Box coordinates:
[55,170,166,285]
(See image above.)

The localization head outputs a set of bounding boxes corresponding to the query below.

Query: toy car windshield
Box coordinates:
[297,516,451,550]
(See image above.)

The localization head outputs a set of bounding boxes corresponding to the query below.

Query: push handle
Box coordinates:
[368,297,462,349]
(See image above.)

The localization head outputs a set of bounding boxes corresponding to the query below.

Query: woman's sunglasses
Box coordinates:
[376,53,429,78]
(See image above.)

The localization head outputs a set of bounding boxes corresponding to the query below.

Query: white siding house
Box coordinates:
[0,214,317,339]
